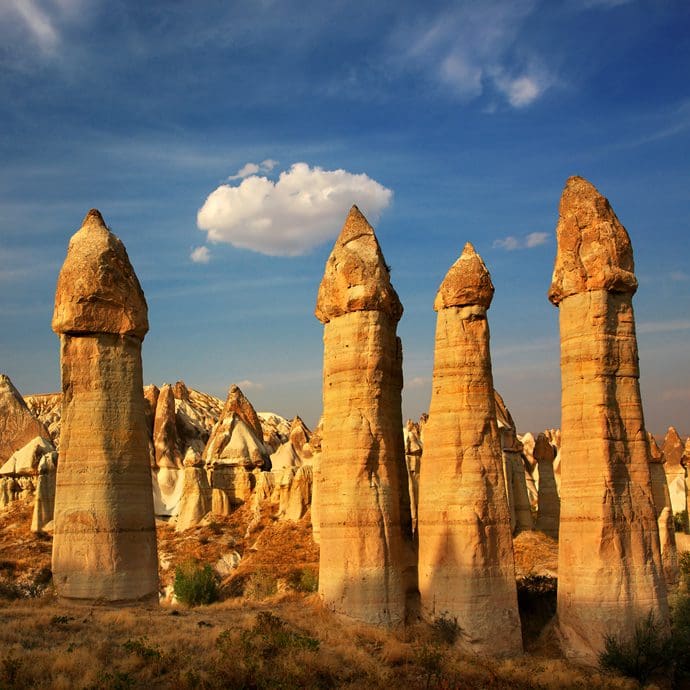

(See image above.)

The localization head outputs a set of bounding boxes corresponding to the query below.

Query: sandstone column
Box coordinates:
[549,177,668,661]
[51,209,158,603]
[534,433,560,540]
[315,205,417,625]
[417,243,522,656]
[662,427,687,525]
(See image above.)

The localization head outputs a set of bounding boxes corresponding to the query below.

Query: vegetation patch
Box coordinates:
[173,560,220,606]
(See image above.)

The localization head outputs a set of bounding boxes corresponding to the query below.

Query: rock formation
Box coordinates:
[0,375,50,463]
[662,427,687,522]
[315,205,417,625]
[403,420,423,534]
[495,393,533,534]
[648,434,679,585]
[549,177,668,660]
[417,243,522,656]
[534,433,560,539]
[51,209,158,603]
[203,384,270,515]
[31,452,57,533]
[175,449,212,532]
[520,432,539,511]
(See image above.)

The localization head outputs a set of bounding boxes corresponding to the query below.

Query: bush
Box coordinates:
[431,612,460,646]
[244,569,278,600]
[674,511,688,534]
[287,567,318,593]
[173,560,219,607]
[598,610,673,684]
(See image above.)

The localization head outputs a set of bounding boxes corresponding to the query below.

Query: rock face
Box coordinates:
[417,243,522,656]
[495,393,533,534]
[315,206,417,625]
[0,375,50,463]
[534,433,560,539]
[51,209,158,604]
[403,420,423,534]
[662,427,687,521]
[648,434,679,585]
[549,178,668,660]
[175,449,212,532]
[31,452,57,533]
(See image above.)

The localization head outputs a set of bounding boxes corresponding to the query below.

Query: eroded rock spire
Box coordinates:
[51,209,158,603]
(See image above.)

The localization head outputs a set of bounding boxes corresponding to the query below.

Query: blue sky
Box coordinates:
[1,0,688,436]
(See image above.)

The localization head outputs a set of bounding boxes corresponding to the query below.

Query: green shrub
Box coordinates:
[122,636,162,661]
[287,567,318,593]
[674,511,688,534]
[173,560,219,607]
[598,610,673,684]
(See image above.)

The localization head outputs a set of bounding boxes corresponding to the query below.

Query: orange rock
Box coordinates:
[417,243,522,656]
[51,210,158,604]
[315,207,417,625]
[550,178,668,661]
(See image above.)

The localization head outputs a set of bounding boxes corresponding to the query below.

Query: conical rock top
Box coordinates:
[220,384,263,443]
[52,209,148,339]
[549,176,637,305]
[662,427,684,468]
[434,242,494,311]
[315,205,402,324]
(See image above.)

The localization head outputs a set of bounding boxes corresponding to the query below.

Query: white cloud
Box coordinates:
[493,232,549,250]
[197,162,393,256]
[227,159,279,180]
[407,376,430,388]
[670,271,690,282]
[495,74,541,108]
[190,246,211,264]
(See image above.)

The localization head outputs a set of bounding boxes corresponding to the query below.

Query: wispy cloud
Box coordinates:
[661,388,690,403]
[637,319,690,335]
[407,376,431,388]
[493,231,549,250]
[670,271,690,282]
[388,1,554,109]
[228,159,278,181]
[189,246,211,264]
[197,162,393,256]
[236,379,264,391]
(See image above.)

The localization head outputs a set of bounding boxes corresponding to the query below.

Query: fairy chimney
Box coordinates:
[51,209,158,603]
[549,177,668,661]
[417,243,522,656]
[315,205,418,625]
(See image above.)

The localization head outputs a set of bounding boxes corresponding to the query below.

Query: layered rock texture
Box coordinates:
[549,177,668,660]
[51,209,158,603]
[315,206,417,625]
[417,243,522,656]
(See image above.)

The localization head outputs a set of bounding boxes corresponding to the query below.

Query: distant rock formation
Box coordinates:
[0,375,50,463]
[31,451,57,534]
[403,420,423,534]
[315,206,417,625]
[534,433,560,539]
[417,243,522,656]
[549,177,668,661]
[204,384,270,516]
[175,449,212,532]
[51,209,158,604]
[495,393,533,534]
[648,433,679,585]
[662,427,687,522]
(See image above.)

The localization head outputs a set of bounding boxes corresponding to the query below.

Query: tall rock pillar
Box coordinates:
[51,209,158,603]
[549,177,668,661]
[315,205,417,625]
[417,243,522,656]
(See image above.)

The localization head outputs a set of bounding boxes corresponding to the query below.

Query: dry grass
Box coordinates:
[513,530,559,579]
[0,497,645,689]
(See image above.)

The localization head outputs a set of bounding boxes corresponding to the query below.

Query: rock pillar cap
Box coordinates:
[52,209,149,339]
[548,176,638,305]
[315,205,403,324]
[434,242,494,311]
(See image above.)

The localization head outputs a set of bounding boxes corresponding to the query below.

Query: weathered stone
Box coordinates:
[662,427,686,520]
[220,384,264,443]
[403,420,423,534]
[175,449,212,532]
[278,465,312,521]
[649,434,679,585]
[315,206,417,625]
[0,375,50,464]
[31,452,57,533]
[0,436,54,476]
[51,209,158,604]
[549,177,668,661]
[534,433,560,540]
[418,243,522,656]
[520,432,539,511]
